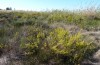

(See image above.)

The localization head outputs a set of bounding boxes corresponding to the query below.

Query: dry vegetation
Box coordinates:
[0,9,100,65]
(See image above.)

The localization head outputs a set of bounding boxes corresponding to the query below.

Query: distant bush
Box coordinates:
[6,7,12,10]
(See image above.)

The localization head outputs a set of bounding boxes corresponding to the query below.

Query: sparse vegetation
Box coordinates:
[0,9,100,65]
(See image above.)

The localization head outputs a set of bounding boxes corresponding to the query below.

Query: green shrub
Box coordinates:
[47,28,95,65]
[20,27,95,65]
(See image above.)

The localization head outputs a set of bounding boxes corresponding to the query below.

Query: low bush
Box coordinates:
[20,27,95,65]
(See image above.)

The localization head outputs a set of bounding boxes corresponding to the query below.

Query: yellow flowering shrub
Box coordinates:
[47,28,95,65]
[20,27,95,65]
